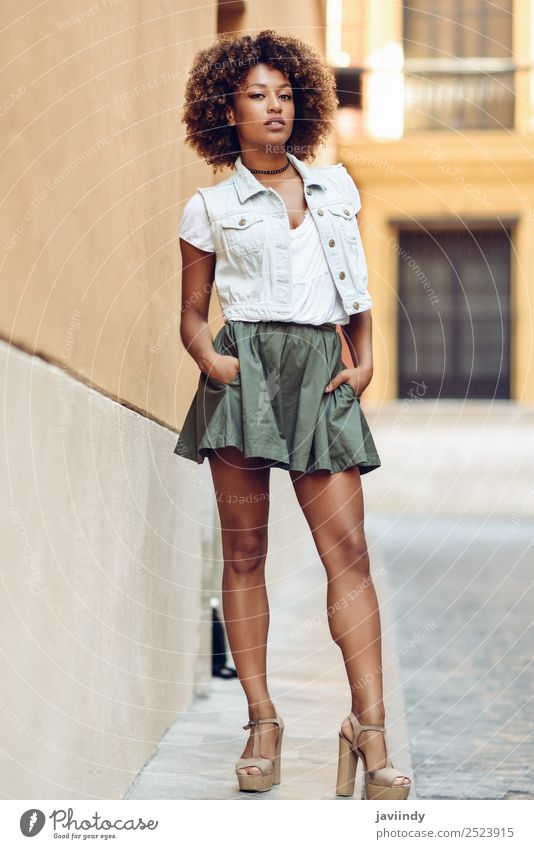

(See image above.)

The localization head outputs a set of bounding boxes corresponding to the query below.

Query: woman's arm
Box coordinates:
[343,309,373,373]
[179,238,240,384]
[325,311,374,397]
[325,184,374,397]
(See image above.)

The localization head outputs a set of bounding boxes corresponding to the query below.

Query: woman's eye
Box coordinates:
[249,93,292,100]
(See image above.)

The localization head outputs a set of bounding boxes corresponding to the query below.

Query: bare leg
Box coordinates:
[289,465,410,786]
[208,447,280,776]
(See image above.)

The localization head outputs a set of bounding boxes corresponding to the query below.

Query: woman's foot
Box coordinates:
[237,702,281,776]
[341,714,410,787]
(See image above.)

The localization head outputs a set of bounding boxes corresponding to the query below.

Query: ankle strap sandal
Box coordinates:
[336,712,411,800]
[235,714,284,793]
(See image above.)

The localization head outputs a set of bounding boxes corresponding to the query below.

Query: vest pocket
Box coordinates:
[221,214,265,258]
[328,204,358,243]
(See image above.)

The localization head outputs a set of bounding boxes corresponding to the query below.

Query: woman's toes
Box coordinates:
[393,776,410,785]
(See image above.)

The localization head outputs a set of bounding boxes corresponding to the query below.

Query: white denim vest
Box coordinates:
[197,151,372,322]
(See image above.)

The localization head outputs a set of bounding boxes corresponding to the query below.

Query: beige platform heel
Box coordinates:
[235,713,284,792]
[335,712,411,800]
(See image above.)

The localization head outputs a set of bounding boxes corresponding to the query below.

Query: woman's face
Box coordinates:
[226,63,295,152]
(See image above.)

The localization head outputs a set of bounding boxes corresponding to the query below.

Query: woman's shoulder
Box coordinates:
[181,189,208,217]
[304,158,362,212]
[180,190,214,230]
[178,191,214,252]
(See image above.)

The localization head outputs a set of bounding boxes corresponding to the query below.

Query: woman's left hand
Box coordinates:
[324,365,373,397]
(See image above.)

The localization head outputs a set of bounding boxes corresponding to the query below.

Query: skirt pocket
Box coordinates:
[206,369,241,389]
[338,377,357,400]
[339,375,361,403]
[206,324,241,388]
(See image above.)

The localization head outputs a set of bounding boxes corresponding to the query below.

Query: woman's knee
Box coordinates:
[323,528,371,578]
[223,530,267,576]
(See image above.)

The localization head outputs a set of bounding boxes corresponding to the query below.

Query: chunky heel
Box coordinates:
[235,713,284,793]
[335,732,359,796]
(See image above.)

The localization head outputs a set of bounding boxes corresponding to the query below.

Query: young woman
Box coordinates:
[174,30,411,800]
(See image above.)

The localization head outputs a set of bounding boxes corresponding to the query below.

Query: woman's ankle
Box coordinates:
[248,698,276,719]
[351,705,386,725]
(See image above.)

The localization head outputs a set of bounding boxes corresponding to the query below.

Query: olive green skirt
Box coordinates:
[173,320,381,475]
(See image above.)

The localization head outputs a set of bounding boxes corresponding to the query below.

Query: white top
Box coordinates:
[178,192,359,326]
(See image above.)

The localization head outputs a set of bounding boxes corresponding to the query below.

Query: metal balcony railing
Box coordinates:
[403,58,520,131]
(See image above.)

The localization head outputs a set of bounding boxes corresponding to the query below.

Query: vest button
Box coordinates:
[306,187,313,195]
[317,208,324,216]
[239,218,246,225]
[339,271,346,280]
[329,239,335,247]
[353,301,360,309]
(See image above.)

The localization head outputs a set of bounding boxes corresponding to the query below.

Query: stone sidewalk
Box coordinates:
[125,470,414,800]
[370,513,534,800]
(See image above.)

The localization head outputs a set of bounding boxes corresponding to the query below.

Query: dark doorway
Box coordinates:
[397,226,512,399]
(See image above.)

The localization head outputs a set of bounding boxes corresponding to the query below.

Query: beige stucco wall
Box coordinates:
[1,0,215,431]
[0,340,218,798]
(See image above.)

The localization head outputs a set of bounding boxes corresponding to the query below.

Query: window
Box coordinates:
[403,0,515,130]
[397,226,512,398]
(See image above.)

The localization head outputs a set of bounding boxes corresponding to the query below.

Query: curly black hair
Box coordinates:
[181,29,339,172]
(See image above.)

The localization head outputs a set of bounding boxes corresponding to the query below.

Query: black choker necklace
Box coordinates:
[246,157,291,175]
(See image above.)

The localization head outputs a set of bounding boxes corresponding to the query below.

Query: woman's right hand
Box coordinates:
[206,353,240,385]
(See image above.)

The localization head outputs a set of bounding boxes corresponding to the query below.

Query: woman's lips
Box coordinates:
[264,120,285,130]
